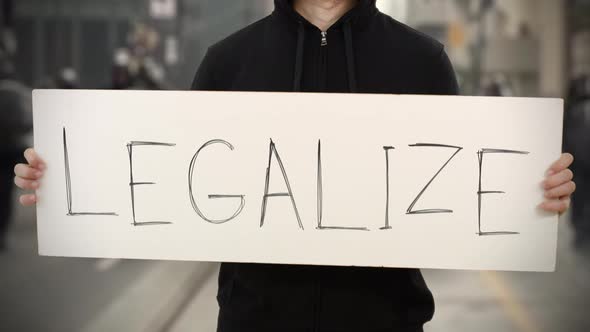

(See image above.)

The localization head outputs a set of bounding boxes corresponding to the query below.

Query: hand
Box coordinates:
[14,148,45,206]
[540,153,575,213]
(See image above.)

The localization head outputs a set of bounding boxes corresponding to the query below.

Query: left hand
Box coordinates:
[540,153,576,213]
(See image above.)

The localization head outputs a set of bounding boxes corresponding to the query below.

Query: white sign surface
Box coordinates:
[33,90,563,272]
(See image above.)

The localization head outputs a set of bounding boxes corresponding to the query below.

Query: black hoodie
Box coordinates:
[192,1,459,331]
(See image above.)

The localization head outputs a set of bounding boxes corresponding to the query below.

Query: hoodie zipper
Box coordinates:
[318,31,328,91]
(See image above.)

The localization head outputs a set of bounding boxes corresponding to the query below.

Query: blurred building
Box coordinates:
[384,0,568,97]
[12,0,273,89]
[10,0,581,97]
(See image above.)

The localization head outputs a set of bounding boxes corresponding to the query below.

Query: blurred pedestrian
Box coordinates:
[565,75,590,251]
[110,48,165,90]
[131,57,166,90]
[481,74,514,96]
[0,57,31,250]
[56,67,79,89]
[111,48,134,90]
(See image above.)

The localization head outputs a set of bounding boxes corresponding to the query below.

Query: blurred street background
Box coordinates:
[1,0,590,331]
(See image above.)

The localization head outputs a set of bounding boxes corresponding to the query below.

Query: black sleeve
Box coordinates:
[190,47,218,91]
[429,47,460,96]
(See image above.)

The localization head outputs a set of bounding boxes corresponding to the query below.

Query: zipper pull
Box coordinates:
[321,31,328,46]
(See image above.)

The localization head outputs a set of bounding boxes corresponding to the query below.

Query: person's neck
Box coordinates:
[293,0,358,31]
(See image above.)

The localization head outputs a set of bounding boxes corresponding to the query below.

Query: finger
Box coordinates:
[539,197,570,213]
[14,177,40,190]
[544,181,576,199]
[14,164,43,180]
[548,153,574,175]
[24,148,45,170]
[19,194,37,206]
[543,168,573,189]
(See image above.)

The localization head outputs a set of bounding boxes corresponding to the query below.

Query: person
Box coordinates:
[56,67,79,89]
[111,48,135,90]
[565,75,590,251]
[110,48,166,90]
[0,58,31,250]
[14,0,576,331]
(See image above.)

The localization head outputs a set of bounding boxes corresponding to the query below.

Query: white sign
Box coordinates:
[33,90,563,272]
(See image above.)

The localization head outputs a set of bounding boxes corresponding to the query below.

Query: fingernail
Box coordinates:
[31,181,38,188]
[546,169,555,176]
[35,171,42,178]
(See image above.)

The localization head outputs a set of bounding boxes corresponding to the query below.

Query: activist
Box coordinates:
[14,0,576,331]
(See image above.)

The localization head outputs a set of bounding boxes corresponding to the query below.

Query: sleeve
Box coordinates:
[429,47,460,96]
[190,47,218,91]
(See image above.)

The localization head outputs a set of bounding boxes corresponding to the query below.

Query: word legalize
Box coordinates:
[62,128,529,236]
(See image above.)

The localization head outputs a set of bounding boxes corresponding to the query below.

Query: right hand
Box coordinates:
[14,148,45,206]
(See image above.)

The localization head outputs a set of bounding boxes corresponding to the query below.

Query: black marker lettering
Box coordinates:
[63,127,117,216]
[407,143,463,215]
[477,148,530,236]
[188,140,245,224]
[260,139,304,230]
[381,146,395,230]
[127,141,176,226]
[316,140,369,231]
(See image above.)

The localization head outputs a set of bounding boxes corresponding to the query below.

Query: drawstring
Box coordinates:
[293,21,305,92]
[343,21,358,93]
[292,20,358,93]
